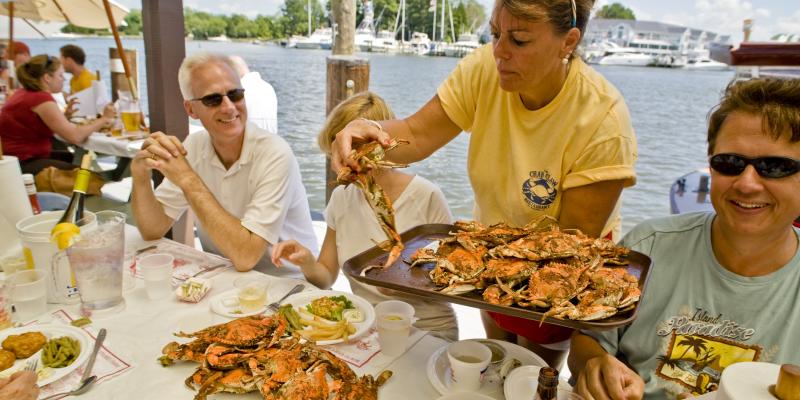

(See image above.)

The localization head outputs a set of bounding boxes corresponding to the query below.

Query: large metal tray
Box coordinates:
[343,224,652,331]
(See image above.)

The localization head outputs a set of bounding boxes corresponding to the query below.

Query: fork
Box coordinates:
[23,358,38,372]
[266,284,305,313]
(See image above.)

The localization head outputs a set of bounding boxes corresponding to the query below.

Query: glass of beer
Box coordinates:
[121,111,142,133]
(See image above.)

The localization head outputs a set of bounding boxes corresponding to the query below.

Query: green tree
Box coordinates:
[595,2,636,20]
[677,336,707,360]
[279,0,326,37]
[120,9,142,35]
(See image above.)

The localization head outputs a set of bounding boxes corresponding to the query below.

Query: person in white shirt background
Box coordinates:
[229,55,278,135]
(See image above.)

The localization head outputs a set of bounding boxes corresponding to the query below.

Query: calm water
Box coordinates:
[28,38,733,233]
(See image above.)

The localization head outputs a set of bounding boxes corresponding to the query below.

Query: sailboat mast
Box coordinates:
[448,0,455,42]
[308,0,312,37]
[401,0,406,44]
[432,0,437,43]
[440,0,446,42]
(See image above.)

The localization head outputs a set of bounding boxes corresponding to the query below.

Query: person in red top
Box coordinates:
[0,55,115,174]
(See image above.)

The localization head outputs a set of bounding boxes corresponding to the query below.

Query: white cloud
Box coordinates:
[774,9,800,36]
[661,0,772,42]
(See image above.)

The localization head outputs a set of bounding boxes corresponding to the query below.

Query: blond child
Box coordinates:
[271,91,458,340]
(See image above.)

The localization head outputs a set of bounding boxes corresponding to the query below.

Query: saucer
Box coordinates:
[504,365,575,400]
[427,339,547,398]
[209,288,266,318]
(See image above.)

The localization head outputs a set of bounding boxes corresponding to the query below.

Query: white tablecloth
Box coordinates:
[38,225,449,399]
[77,124,207,159]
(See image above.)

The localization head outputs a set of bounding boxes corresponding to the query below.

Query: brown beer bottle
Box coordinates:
[535,367,559,400]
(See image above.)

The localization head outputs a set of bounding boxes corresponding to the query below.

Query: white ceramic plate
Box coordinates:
[427,339,547,398]
[0,324,92,387]
[282,290,375,345]
[504,365,575,400]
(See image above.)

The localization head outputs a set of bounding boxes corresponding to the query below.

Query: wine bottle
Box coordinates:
[57,153,93,227]
[51,154,93,250]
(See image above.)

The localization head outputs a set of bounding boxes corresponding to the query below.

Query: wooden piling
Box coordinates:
[325,0,370,203]
[324,56,370,202]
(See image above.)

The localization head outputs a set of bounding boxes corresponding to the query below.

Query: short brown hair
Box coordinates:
[491,0,595,37]
[60,44,86,65]
[317,91,395,155]
[707,78,800,155]
[16,54,61,92]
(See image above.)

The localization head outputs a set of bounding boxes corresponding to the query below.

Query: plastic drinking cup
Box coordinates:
[233,276,270,313]
[139,253,173,300]
[374,300,415,357]
[0,279,13,330]
[10,269,47,323]
[446,340,491,392]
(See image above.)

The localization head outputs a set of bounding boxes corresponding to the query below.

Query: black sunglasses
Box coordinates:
[709,153,800,179]
[190,88,245,107]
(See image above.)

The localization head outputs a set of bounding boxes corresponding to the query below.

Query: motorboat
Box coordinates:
[443,32,481,57]
[295,27,333,50]
[669,169,713,214]
[684,57,730,71]
[596,52,654,66]
[406,31,432,56]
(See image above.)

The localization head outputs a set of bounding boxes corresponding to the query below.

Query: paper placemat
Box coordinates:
[126,239,232,285]
[323,326,427,370]
[32,310,134,399]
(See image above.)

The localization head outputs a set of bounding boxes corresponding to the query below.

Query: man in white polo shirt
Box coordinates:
[130,52,317,276]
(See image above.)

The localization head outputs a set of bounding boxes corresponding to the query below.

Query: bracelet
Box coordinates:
[357,117,384,132]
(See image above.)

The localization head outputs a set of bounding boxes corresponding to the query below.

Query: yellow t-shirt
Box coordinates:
[69,68,96,94]
[437,45,637,239]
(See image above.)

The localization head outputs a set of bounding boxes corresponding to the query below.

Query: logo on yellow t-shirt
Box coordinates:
[522,170,557,210]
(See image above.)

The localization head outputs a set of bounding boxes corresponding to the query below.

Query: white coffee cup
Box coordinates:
[446,340,492,392]
[375,300,415,357]
[138,253,173,300]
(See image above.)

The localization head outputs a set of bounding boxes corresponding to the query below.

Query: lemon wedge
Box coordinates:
[51,222,81,250]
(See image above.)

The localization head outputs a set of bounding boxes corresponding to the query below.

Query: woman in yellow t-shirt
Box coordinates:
[331,0,637,368]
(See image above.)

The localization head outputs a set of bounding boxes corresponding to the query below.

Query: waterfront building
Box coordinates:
[583,18,731,61]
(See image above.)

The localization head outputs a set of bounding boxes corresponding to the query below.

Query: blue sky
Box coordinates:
[5,0,799,42]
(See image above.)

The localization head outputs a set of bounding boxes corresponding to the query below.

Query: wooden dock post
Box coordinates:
[108,48,138,102]
[325,0,370,203]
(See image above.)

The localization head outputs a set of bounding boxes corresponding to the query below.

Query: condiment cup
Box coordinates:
[138,253,173,300]
[446,340,491,392]
[233,276,270,313]
[375,300,415,357]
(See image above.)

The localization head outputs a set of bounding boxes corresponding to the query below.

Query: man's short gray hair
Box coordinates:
[178,52,237,100]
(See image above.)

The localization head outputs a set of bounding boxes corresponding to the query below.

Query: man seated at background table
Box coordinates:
[568,78,800,399]
[59,44,96,94]
[130,52,317,275]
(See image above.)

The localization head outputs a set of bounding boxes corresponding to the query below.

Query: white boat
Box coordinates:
[295,28,333,50]
[208,35,231,42]
[376,30,401,53]
[597,52,655,66]
[683,57,730,71]
[406,32,432,56]
[443,32,480,57]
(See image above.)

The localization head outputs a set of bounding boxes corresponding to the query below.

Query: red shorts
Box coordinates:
[489,312,574,344]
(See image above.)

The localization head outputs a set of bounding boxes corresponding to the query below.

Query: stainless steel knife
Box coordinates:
[79,328,106,384]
